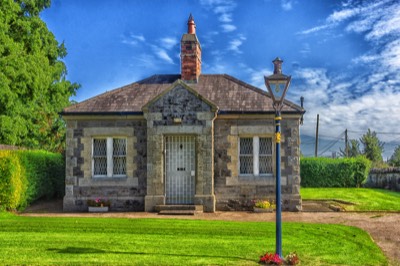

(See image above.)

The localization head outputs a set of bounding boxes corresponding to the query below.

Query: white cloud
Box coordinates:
[151,46,174,64]
[199,0,237,32]
[249,68,271,89]
[382,39,400,69]
[221,24,236,32]
[132,54,156,68]
[290,67,400,148]
[214,4,236,14]
[122,34,146,46]
[299,0,394,36]
[298,24,331,35]
[228,35,246,53]
[327,8,359,23]
[292,68,331,103]
[365,5,400,41]
[299,43,311,56]
[219,13,232,23]
[160,37,178,50]
[155,49,174,64]
[281,0,293,11]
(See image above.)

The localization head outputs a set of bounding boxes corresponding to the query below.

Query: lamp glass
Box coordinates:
[269,80,287,102]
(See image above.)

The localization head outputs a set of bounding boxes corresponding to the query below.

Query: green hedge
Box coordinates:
[300,156,371,188]
[0,150,64,211]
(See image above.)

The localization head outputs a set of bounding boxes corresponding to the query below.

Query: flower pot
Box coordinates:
[253,207,274,213]
[88,206,109,213]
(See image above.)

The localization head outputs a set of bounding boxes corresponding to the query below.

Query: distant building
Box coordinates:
[62,15,305,212]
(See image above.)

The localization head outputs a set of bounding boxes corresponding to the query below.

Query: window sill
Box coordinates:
[92,176,127,180]
[239,175,273,181]
[238,175,275,185]
[227,175,275,186]
[78,176,138,187]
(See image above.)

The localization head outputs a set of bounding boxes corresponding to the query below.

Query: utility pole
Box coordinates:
[345,129,349,157]
[315,114,319,157]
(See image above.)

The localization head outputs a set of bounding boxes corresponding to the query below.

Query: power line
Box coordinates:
[318,132,345,156]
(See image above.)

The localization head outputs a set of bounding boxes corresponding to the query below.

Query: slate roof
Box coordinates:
[62,74,304,115]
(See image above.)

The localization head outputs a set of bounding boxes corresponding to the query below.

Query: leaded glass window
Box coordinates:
[239,138,253,174]
[239,136,273,176]
[259,138,273,174]
[93,137,127,177]
[93,139,107,176]
[113,138,126,176]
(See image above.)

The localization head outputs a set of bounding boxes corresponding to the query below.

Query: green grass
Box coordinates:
[0,213,387,265]
[301,188,400,211]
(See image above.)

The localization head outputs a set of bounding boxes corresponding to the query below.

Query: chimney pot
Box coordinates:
[188,13,196,34]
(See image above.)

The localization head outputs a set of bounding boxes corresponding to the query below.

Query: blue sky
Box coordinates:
[41,0,400,158]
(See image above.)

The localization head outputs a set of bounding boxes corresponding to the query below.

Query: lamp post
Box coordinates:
[264,57,291,258]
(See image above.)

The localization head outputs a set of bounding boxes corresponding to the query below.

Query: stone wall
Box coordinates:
[214,116,302,211]
[63,118,147,212]
[366,168,400,192]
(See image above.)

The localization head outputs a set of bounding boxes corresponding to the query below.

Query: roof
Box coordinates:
[62,74,305,115]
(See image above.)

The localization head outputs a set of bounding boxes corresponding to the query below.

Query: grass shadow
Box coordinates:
[47,247,253,263]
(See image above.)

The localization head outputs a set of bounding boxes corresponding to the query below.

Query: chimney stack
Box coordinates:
[181,14,201,83]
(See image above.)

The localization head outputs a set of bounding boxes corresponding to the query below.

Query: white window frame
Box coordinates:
[92,137,127,178]
[238,136,273,177]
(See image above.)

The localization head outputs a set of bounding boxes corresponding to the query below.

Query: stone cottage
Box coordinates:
[62,15,305,212]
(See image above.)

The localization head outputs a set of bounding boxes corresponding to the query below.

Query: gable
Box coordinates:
[143,80,218,126]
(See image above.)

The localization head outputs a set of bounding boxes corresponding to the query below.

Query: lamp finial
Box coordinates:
[273,57,283,75]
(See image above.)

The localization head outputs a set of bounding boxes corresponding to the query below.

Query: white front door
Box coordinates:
[165,136,195,204]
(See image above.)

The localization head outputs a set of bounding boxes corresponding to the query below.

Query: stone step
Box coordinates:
[158,210,196,215]
[155,205,203,212]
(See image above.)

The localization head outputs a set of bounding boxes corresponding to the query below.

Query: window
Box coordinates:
[93,138,126,177]
[239,137,273,176]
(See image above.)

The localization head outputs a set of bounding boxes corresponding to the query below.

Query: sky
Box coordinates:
[41,0,400,158]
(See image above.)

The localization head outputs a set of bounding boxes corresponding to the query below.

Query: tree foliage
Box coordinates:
[360,129,384,163]
[0,0,79,152]
[340,139,361,158]
[389,145,400,167]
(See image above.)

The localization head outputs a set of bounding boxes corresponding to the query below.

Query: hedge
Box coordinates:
[0,150,64,211]
[300,156,371,188]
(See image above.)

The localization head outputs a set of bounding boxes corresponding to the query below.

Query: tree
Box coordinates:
[389,145,400,167]
[340,139,361,158]
[360,129,384,163]
[0,0,79,152]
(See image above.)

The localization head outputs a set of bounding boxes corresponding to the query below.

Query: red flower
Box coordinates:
[259,252,283,265]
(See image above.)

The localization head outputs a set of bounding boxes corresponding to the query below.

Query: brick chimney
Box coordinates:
[181,14,201,83]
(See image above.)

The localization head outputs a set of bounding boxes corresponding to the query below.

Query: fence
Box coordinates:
[366,168,400,192]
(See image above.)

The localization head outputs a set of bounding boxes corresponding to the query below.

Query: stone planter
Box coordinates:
[88,206,109,213]
[253,207,274,213]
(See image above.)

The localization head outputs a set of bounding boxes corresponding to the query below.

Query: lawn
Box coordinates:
[0,212,387,265]
[301,188,400,211]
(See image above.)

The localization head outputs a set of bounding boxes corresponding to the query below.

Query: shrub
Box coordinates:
[0,150,64,211]
[353,156,371,188]
[0,151,26,211]
[300,156,371,188]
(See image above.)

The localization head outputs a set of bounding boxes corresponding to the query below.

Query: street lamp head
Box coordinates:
[272,57,283,74]
[264,57,291,110]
